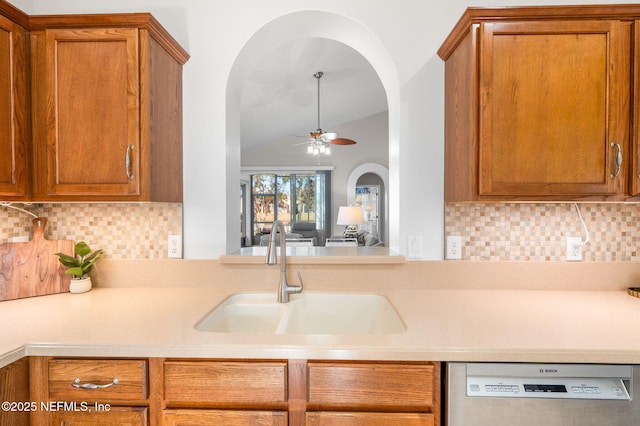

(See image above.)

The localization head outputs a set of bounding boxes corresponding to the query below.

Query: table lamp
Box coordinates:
[336,206,364,239]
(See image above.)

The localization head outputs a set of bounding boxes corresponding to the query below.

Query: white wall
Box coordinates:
[10,0,627,259]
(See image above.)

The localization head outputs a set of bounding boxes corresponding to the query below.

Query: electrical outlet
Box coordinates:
[11,236,29,243]
[566,236,583,261]
[446,235,462,260]
[407,235,423,259]
[168,235,182,259]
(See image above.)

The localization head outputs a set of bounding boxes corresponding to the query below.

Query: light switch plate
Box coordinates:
[407,235,423,259]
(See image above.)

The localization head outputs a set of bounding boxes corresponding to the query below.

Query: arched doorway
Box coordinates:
[347,163,389,245]
[226,11,400,254]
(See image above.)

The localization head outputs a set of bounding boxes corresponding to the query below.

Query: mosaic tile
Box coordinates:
[0,203,182,260]
[445,203,640,261]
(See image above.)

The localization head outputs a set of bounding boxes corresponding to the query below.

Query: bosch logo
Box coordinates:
[539,368,558,374]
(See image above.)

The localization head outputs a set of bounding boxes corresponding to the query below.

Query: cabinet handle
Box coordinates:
[125,145,135,180]
[610,142,622,179]
[72,377,119,390]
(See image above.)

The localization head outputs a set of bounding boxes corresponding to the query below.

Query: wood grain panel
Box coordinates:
[306,411,434,426]
[42,28,140,197]
[307,362,436,412]
[0,358,30,426]
[0,218,72,301]
[479,20,626,197]
[50,406,148,426]
[0,14,28,199]
[142,32,183,202]
[163,409,287,426]
[443,24,479,202]
[164,360,287,408]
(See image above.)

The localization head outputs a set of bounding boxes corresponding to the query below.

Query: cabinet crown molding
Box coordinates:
[439,4,640,60]
[29,13,189,64]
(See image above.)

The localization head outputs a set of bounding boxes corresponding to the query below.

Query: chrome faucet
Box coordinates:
[266,220,303,303]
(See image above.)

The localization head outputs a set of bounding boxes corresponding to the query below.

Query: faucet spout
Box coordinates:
[265,220,303,303]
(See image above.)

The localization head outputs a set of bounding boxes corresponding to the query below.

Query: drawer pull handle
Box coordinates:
[72,377,119,390]
[610,142,622,179]
[125,145,135,180]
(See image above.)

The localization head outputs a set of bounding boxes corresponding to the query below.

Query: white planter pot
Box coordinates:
[69,277,92,294]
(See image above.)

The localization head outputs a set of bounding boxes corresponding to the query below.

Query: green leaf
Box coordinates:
[54,252,80,268]
[83,249,103,264]
[74,241,91,257]
[64,266,84,279]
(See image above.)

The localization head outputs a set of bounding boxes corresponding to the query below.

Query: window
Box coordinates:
[250,172,330,242]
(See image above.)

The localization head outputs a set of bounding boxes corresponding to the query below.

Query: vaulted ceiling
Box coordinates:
[239,38,388,153]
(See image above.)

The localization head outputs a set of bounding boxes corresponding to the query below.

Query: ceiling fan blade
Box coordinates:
[331,138,357,145]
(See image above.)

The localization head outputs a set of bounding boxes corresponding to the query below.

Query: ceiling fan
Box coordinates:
[295,71,357,156]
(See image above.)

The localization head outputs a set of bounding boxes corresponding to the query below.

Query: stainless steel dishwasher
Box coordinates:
[447,363,640,426]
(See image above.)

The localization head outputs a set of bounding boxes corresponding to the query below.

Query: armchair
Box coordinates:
[290,222,318,246]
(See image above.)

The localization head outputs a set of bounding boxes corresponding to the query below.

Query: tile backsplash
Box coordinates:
[5,202,636,261]
[1,203,182,259]
[445,203,640,261]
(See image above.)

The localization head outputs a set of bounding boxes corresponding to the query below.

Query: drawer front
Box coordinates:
[48,359,148,401]
[307,362,436,411]
[306,411,434,426]
[50,406,148,426]
[164,360,287,406]
[163,409,287,426]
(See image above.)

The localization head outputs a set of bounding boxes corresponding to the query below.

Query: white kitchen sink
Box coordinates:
[195,292,405,335]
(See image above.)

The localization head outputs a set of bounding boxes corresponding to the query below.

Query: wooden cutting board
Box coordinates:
[0,218,74,301]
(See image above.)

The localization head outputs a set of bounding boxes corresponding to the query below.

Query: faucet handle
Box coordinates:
[292,271,304,294]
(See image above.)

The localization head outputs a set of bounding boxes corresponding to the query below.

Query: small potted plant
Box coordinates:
[55,241,103,294]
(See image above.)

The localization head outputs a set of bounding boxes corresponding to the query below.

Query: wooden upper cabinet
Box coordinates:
[439,6,637,201]
[479,20,629,198]
[633,20,640,196]
[31,28,140,199]
[0,11,29,199]
[29,14,189,201]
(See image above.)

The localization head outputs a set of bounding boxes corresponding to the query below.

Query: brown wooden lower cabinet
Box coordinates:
[29,357,441,426]
[29,357,150,426]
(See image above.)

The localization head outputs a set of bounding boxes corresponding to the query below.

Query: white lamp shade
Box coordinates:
[336,206,364,225]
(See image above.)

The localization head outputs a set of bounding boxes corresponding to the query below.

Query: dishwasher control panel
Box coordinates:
[466,363,632,400]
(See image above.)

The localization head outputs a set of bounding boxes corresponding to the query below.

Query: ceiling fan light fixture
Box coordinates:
[322,132,338,141]
[304,71,356,157]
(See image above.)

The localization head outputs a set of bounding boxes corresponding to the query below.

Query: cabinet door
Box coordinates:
[479,20,629,197]
[0,14,28,199]
[32,28,140,199]
[632,21,640,195]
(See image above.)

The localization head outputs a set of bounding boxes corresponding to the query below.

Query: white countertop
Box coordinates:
[220,246,406,264]
[2,286,640,368]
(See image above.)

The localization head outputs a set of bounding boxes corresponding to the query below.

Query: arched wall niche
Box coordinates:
[225,10,400,253]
